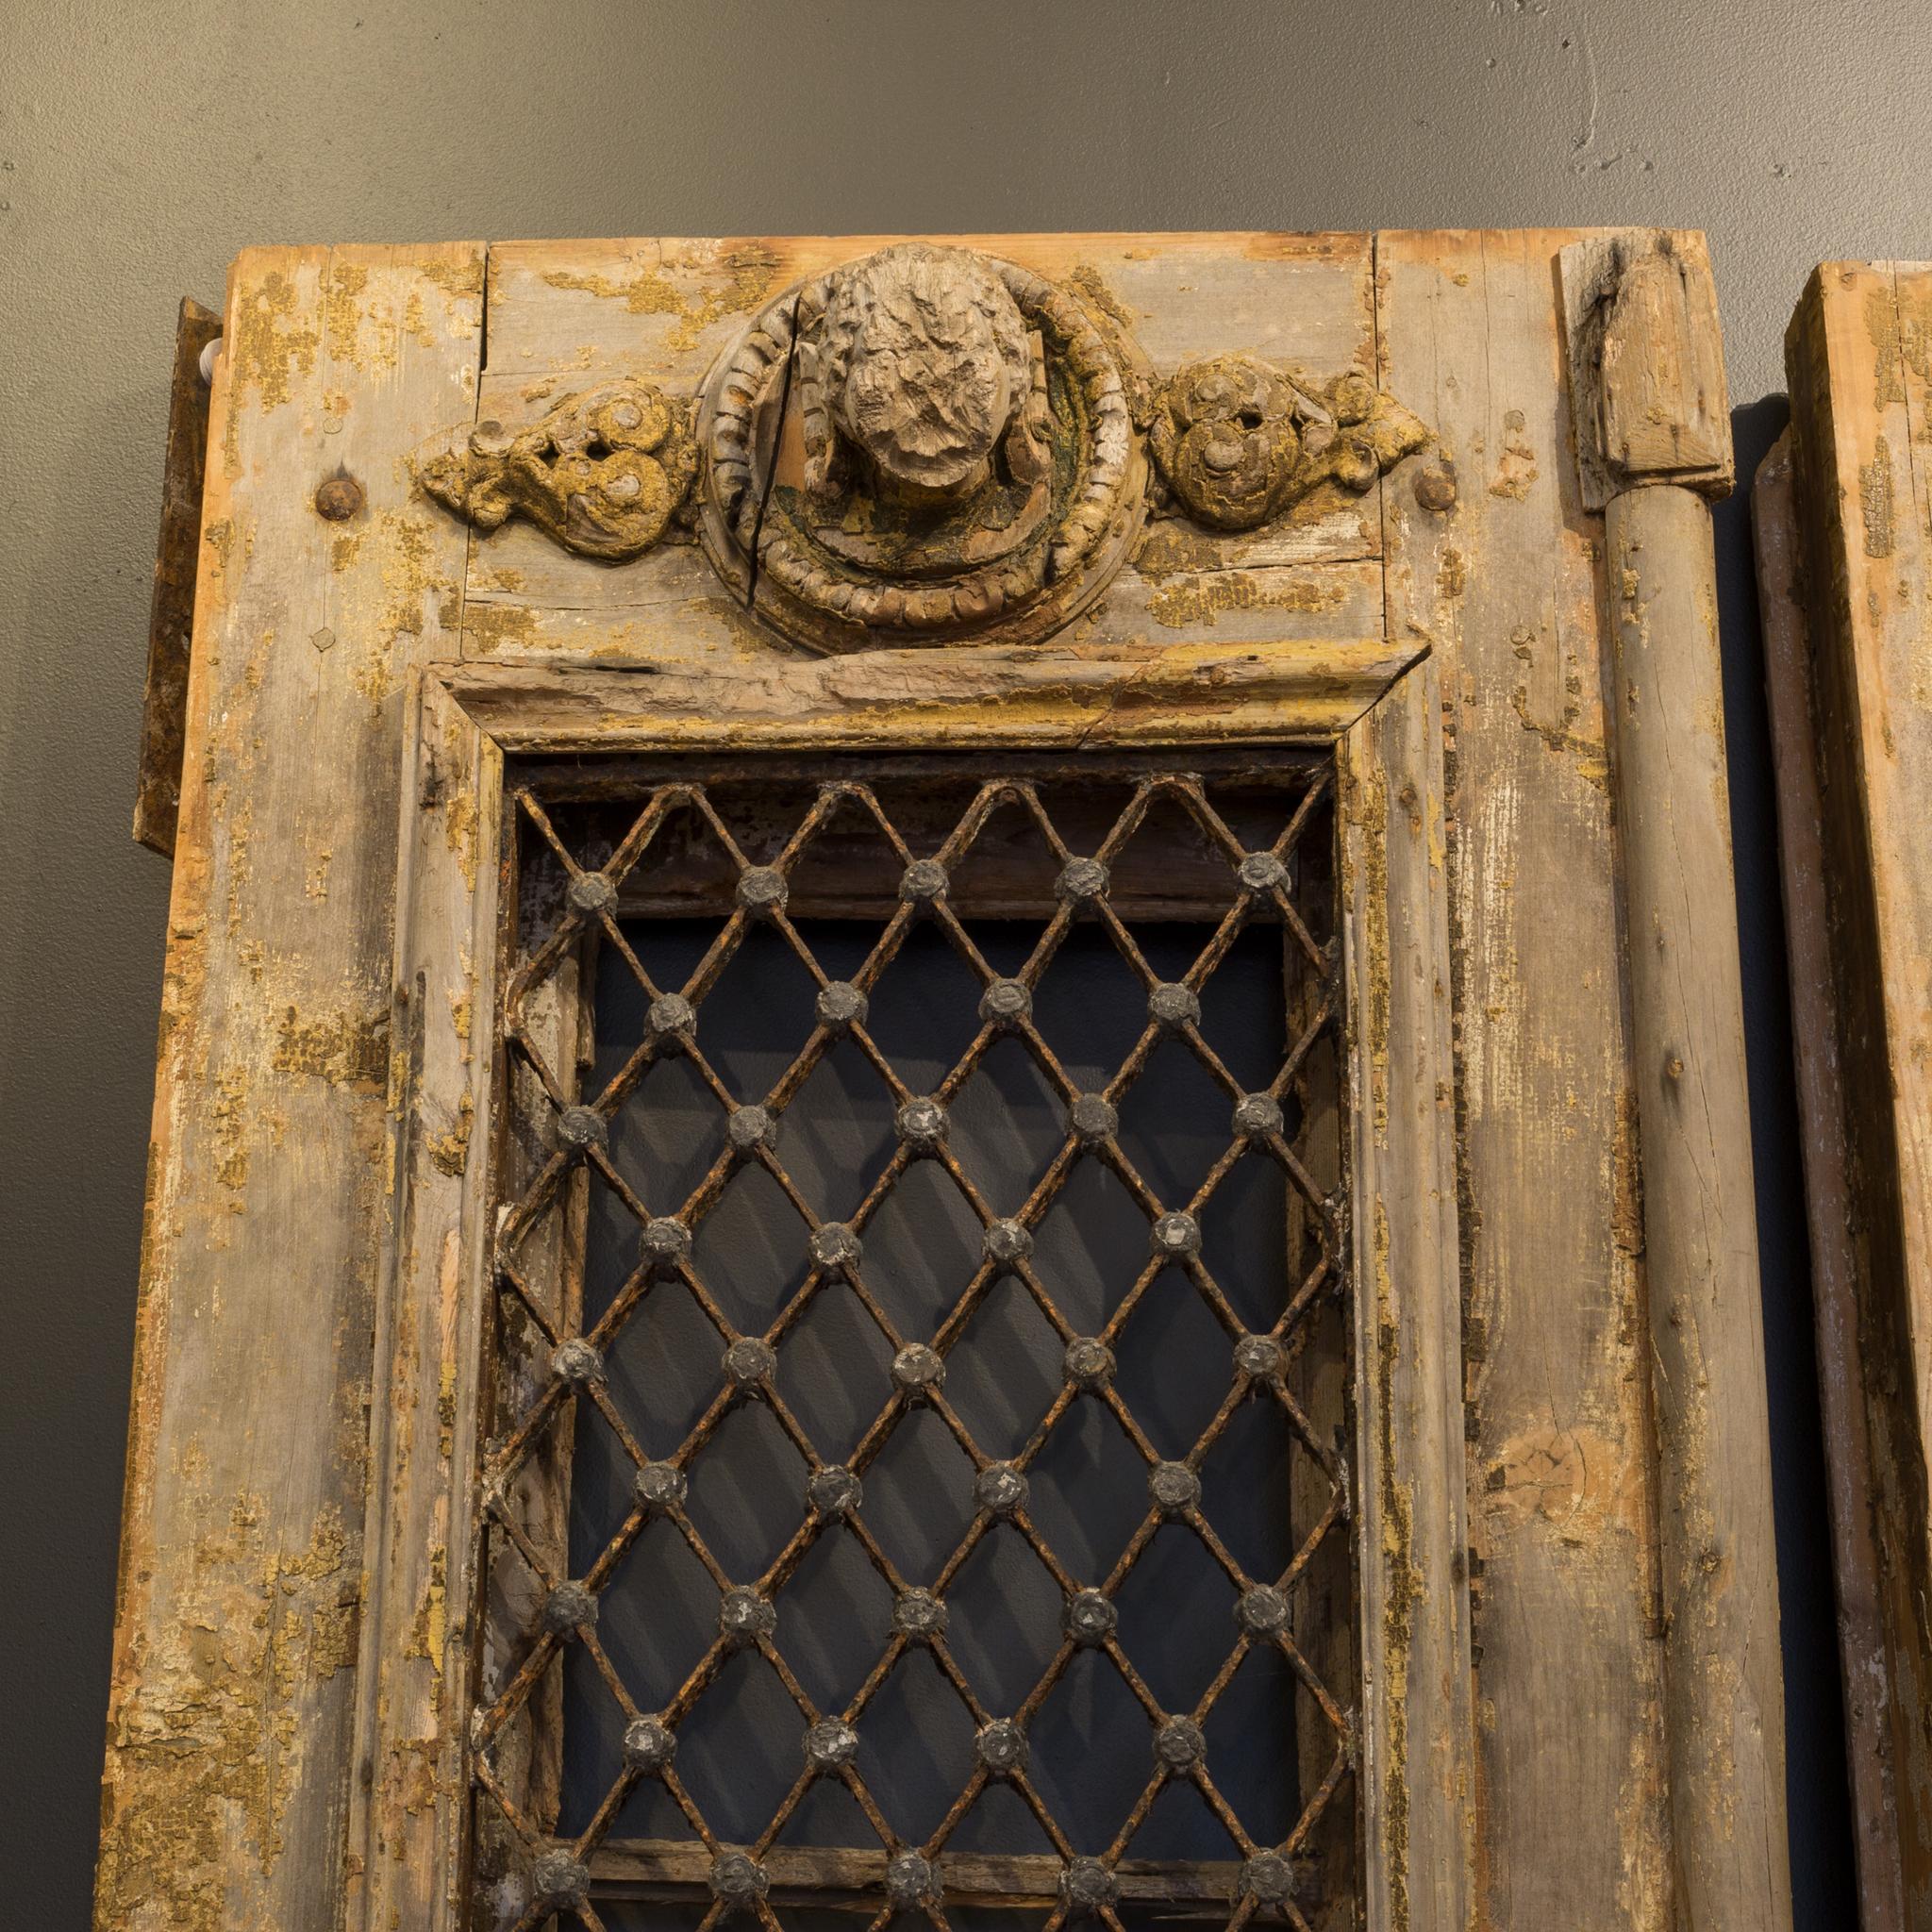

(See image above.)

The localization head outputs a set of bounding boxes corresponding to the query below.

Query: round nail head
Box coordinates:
[1149,1460,1202,1517]
[885,1851,937,1907]
[1237,1584,1291,1638]
[979,978,1031,1026]
[1059,1857,1119,1915]
[975,1461,1028,1519]
[634,1460,688,1512]
[737,867,788,916]
[1238,852,1288,893]
[720,1587,775,1646]
[641,1217,691,1270]
[727,1104,774,1152]
[541,1580,598,1639]
[810,1222,861,1273]
[567,871,617,917]
[1152,1211,1201,1260]
[975,1717,1028,1776]
[1149,982,1200,1030]
[531,1849,591,1907]
[893,1588,948,1642]
[808,1463,862,1517]
[624,1714,676,1771]
[1240,1850,1299,1905]
[1235,1333,1285,1380]
[724,1337,775,1390]
[897,1096,947,1152]
[558,1103,607,1149]
[1057,857,1109,903]
[1065,1337,1116,1391]
[1065,1589,1117,1647]
[805,1718,858,1770]
[1233,1092,1284,1141]
[709,1850,770,1908]
[550,1338,602,1388]
[816,981,869,1033]
[1069,1093,1117,1145]
[1156,1716,1206,1770]
[901,858,949,904]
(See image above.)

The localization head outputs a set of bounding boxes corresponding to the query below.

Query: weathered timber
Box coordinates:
[1753,425,1906,1932]
[1339,652,1475,1932]
[1785,258,1932,1925]
[1381,228,1672,1931]
[95,243,485,1932]
[133,296,222,857]
[1566,228,1791,1932]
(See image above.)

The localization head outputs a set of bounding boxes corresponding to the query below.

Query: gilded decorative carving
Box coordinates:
[420,378,696,561]
[1149,353,1428,531]
[695,242,1147,655]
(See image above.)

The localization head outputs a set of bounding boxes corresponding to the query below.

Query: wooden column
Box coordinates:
[1561,231,1794,1932]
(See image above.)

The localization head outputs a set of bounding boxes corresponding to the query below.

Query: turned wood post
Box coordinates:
[1560,232,1794,1932]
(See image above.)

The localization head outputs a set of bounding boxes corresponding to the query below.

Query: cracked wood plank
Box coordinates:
[95,242,484,1932]
[1379,228,1670,1931]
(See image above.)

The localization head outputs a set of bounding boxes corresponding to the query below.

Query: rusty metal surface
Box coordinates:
[473,757,1354,1931]
[132,296,220,858]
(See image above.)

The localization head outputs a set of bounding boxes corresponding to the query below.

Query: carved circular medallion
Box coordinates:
[696,242,1148,654]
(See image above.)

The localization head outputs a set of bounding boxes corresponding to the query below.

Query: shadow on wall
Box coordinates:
[1716,394,1854,1926]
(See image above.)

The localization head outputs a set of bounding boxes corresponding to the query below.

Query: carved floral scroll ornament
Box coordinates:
[418,378,696,562]
[1149,353,1429,531]
[414,244,1431,648]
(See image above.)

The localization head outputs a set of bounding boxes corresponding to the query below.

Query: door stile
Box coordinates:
[348,673,505,1932]
[1339,654,1476,1932]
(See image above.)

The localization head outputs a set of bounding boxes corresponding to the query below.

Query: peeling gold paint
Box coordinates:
[1144,568,1350,630]
[538,242,781,355]
[271,1005,388,1088]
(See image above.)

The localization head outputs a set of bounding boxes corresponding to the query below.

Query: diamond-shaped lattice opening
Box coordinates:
[475,758,1353,1926]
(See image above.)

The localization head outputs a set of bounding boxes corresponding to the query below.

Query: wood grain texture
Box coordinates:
[1604,480,1791,1931]
[134,296,222,857]
[1339,654,1475,1932]
[437,634,1418,755]
[1786,258,1932,1924]
[343,675,503,1932]
[95,242,484,1932]
[1754,425,1906,1932]
[1379,228,1671,1931]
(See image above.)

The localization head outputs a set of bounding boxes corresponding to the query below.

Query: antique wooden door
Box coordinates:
[102,230,1790,1932]
[1756,259,1932,1932]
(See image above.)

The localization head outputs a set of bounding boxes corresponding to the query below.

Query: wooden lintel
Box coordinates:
[133,296,221,858]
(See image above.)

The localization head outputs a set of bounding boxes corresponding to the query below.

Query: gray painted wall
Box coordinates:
[5,3,1926,1922]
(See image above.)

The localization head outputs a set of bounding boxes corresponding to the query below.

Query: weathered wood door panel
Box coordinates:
[1759,259,1932,1932]
[100,231,1788,1932]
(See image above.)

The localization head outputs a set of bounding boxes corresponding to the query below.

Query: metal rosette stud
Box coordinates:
[694,242,1150,655]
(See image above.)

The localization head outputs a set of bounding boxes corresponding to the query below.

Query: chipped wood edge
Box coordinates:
[1603,476,1793,1932]
[1557,231,1733,512]
[133,295,221,857]
[435,636,1422,757]
[1752,425,1907,1932]
[1340,653,1475,1932]
[346,673,504,1932]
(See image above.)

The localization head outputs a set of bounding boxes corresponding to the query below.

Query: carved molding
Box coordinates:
[420,378,696,562]
[695,242,1147,655]
[1149,354,1428,532]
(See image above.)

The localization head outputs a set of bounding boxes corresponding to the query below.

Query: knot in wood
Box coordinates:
[808,1463,863,1517]
[975,1460,1028,1518]
[623,1715,676,1771]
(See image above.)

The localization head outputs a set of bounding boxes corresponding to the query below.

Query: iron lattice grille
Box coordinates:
[473,756,1355,1932]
